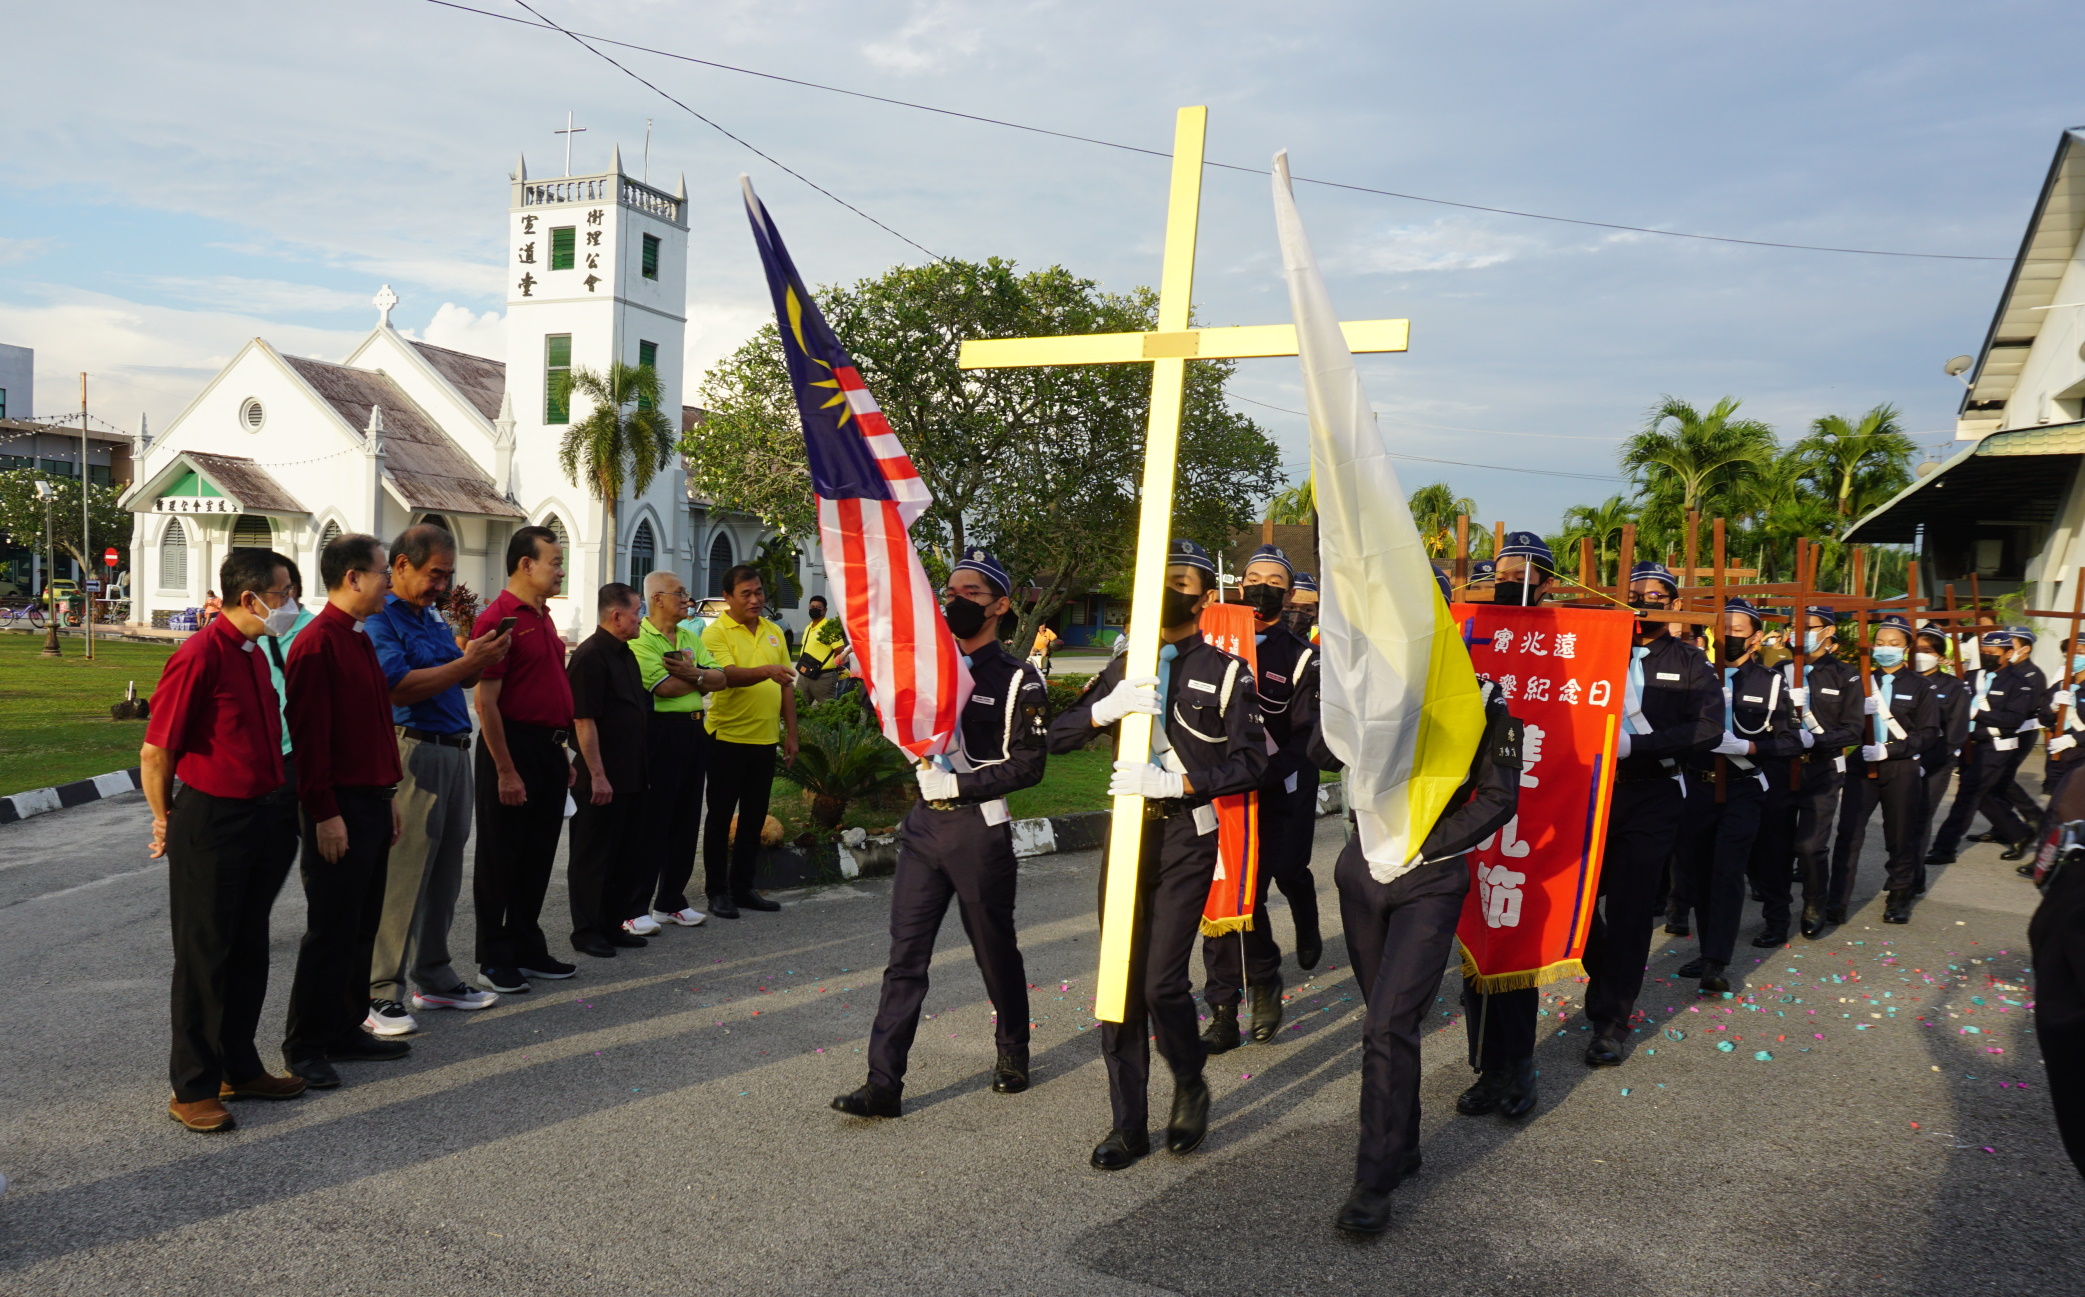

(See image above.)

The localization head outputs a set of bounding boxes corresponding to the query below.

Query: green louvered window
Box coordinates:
[550,226,576,271]
[637,340,657,411]
[642,234,660,280]
[545,334,572,424]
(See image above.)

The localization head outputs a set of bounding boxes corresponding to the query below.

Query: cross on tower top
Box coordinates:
[555,110,588,177]
[372,284,399,329]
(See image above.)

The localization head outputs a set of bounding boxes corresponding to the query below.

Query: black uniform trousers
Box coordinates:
[2048,748,2083,798]
[1933,742,2033,853]
[1917,758,1956,860]
[473,722,569,969]
[1585,776,1689,1036]
[1678,768,1770,966]
[1831,758,1925,900]
[703,738,777,900]
[568,790,647,941]
[1335,841,1470,1193]
[283,788,393,1062]
[1988,742,2042,828]
[166,773,300,1102]
[1460,983,1538,1071]
[2031,857,2085,1181]
[1751,759,1840,929]
[1200,779,1312,1008]
[1660,774,1716,922]
[641,711,708,914]
[1269,776,1322,945]
[1099,809,1218,1135]
[866,802,1031,1091]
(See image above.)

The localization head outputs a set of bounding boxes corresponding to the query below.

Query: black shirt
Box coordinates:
[1855,664,1941,765]
[1968,661,2050,743]
[1049,633,1267,803]
[1921,670,1972,762]
[1686,658,1803,773]
[1253,623,1321,796]
[950,639,1049,802]
[1619,632,1720,780]
[1781,655,1863,759]
[567,628,649,793]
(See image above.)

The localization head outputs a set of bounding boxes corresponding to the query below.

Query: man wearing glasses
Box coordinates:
[281,533,408,1090]
[630,571,728,931]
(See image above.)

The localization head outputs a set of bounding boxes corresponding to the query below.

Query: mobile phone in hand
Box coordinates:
[664,649,689,664]
[495,616,517,637]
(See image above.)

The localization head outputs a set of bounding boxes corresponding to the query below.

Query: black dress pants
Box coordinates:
[866,802,1030,1091]
[641,712,708,913]
[1661,774,1715,921]
[2031,856,2085,1182]
[1933,743,2032,853]
[1269,774,1322,944]
[1099,811,1218,1134]
[703,738,776,900]
[1200,780,1312,1008]
[473,722,569,968]
[1830,758,1926,899]
[568,789,647,942]
[1988,742,2041,829]
[1750,760,1839,929]
[166,777,300,1102]
[1917,758,1956,858]
[1679,772,1768,965]
[1584,776,1688,1036]
[283,788,393,1062]
[1334,842,1469,1193]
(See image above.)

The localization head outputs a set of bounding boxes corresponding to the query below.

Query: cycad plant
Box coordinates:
[779,704,914,829]
[554,361,679,568]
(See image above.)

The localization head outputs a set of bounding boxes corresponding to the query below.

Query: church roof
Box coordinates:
[281,354,524,519]
[409,340,506,422]
[1958,127,2085,417]
[166,451,307,514]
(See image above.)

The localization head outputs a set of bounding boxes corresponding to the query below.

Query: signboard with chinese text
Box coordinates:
[154,496,242,515]
[1450,603,1633,991]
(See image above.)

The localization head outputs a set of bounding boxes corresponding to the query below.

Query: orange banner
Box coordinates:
[1449,604,1632,991]
[1197,601,1262,937]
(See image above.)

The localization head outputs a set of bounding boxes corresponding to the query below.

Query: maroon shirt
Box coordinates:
[474,588,574,730]
[144,613,285,800]
[286,602,404,820]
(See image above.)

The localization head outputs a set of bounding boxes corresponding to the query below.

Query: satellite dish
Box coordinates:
[1916,458,1942,478]
[1943,355,1974,377]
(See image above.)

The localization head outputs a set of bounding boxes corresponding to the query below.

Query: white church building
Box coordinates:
[123,147,817,639]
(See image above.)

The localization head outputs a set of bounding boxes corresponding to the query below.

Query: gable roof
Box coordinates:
[1962,128,2085,415]
[409,340,506,422]
[123,449,307,515]
[280,354,523,518]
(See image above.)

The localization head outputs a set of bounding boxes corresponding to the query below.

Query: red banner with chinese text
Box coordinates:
[1197,601,1261,938]
[1450,604,1633,991]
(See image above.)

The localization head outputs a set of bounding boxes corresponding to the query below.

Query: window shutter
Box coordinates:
[551,227,576,271]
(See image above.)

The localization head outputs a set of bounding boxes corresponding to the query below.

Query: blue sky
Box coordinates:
[4,0,2081,531]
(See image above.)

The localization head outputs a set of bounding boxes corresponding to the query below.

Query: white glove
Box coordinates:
[1860,743,1888,763]
[1790,686,1809,710]
[1616,731,1632,760]
[2055,690,2076,709]
[1109,760,1186,801]
[915,765,960,802]
[1863,694,1881,716]
[1089,676,1161,728]
[1798,728,1815,750]
[2050,734,2078,755]
[1713,732,1752,757]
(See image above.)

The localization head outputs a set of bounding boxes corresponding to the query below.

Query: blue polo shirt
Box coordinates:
[366,593,472,735]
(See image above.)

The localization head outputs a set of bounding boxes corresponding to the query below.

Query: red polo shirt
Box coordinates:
[475,588,574,730]
[144,613,285,800]
[285,602,404,820]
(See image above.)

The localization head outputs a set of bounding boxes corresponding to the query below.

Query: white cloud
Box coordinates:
[684,298,775,397]
[0,237,57,265]
[143,276,378,318]
[1352,220,1537,274]
[863,0,984,73]
[409,303,507,360]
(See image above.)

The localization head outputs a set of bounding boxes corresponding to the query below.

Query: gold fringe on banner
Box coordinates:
[1458,944,1586,994]
[1198,913,1258,939]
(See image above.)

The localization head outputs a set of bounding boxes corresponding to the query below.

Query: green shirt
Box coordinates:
[703,613,789,744]
[631,617,718,715]
[264,608,318,755]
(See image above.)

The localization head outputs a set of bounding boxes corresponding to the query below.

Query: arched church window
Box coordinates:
[159,520,188,590]
[418,513,452,535]
[630,519,655,585]
[542,513,570,554]
[707,533,733,597]
[318,519,343,556]
[231,515,273,551]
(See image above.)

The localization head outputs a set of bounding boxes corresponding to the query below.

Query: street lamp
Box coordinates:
[34,480,60,658]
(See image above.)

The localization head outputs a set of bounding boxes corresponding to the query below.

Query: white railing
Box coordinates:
[520,175,683,225]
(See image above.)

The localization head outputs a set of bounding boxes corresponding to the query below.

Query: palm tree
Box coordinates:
[554,361,679,576]
[1406,482,1478,558]
[1266,475,1315,525]
[1791,404,1916,528]
[1619,396,1779,548]
[1556,494,1638,585]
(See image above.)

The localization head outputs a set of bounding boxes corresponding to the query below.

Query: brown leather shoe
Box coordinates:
[168,1095,235,1131]
[220,1072,308,1101]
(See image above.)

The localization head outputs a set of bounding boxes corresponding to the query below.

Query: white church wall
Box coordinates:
[2004,250,2085,431]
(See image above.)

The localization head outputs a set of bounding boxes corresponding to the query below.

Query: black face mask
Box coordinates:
[942,596,989,640]
[1720,635,1753,663]
[1283,608,1317,637]
[1979,651,2005,671]
[1494,580,1540,607]
[1240,583,1286,620]
[1161,587,1202,628]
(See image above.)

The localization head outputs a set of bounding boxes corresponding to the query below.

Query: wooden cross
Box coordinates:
[956,106,1409,1023]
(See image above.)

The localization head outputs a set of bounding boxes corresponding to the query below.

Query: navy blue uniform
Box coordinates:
[1749,655,1863,933]
[1932,661,2049,853]
[1678,659,1802,965]
[1830,666,1942,903]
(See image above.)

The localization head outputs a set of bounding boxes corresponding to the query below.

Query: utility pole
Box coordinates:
[36,480,60,658]
[80,372,94,659]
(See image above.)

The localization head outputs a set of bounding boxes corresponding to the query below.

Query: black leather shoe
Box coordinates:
[709,894,740,920]
[605,930,648,948]
[1664,909,1691,937]
[1970,831,2003,843]
[573,936,617,958]
[1751,928,1787,948]
[991,1052,1029,1094]
[1584,1035,1624,1067]
[1882,890,1913,924]
[733,892,782,912]
[1748,886,1766,903]
[1799,907,1825,940]
[518,956,576,979]
[2019,862,2040,878]
[1823,906,1849,926]
[480,965,531,994]
[1248,975,1284,1043]
[1166,1075,1211,1153]
[2002,839,2034,862]
[1401,1148,1422,1179]
[1497,1058,1537,1119]
[1924,849,1956,866]
[328,1035,410,1063]
[1091,1129,1150,1170]
[831,1082,901,1118]
[1676,956,1706,978]
[288,1056,340,1089]
[1914,872,1929,896]
[1334,1182,1394,1235]
[1294,923,1323,972]
[1697,961,1730,995]
[1456,1070,1507,1116]
[1200,1004,1241,1054]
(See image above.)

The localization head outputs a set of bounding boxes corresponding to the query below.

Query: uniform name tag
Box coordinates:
[971,696,995,706]
[1265,672,1286,683]
[1656,672,1681,681]
[1991,689,2007,695]
[1742,695,1762,703]
[1188,679,1217,693]
[1820,688,1840,695]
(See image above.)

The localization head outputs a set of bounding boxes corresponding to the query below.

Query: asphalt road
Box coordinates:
[1,782,2079,1296]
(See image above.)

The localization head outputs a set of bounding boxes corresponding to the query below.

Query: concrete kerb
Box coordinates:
[0,767,143,826]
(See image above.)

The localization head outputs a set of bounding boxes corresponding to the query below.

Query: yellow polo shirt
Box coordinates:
[630,617,718,715]
[702,613,789,745]
[800,616,844,670]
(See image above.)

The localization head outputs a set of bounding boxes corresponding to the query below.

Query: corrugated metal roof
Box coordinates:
[1845,421,2084,542]
[282,355,523,518]
[181,451,308,514]
[1963,130,2085,412]
[1971,421,2085,456]
[410,341,506,422]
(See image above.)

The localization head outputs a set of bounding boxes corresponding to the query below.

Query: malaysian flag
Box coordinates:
[740,177,967,759]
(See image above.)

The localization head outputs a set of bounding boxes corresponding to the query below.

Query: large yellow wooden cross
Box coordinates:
[958,106,1408,1023]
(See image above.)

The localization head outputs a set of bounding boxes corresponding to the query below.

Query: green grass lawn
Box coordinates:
[0,633,176,796]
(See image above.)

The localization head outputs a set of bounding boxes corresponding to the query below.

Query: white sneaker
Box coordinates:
[412,985,499,1011]
[623,914,663,937]
[365,998,418,1036]
[651,906,707,927]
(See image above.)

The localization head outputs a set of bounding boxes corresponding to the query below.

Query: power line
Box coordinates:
[1231,392,1620,441]
[421,0,2011,264]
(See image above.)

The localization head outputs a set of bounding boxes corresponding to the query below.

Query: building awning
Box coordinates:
[1844,422,2085,544]
[121,451,308,517]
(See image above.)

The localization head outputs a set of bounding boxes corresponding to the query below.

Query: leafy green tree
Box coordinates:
[1555,494,1638,585]
[1619,396,1778,555]
[1266,476,1314,525]
[553,361,679,567]
[1406,482,1478,559]
[1792,404,1916,525]
[0,470,132,578]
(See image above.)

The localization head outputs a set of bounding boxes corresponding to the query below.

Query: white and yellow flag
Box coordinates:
[1271,150,1488,881]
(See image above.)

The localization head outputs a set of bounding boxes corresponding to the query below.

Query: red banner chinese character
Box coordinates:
[1197,600,1261,938]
